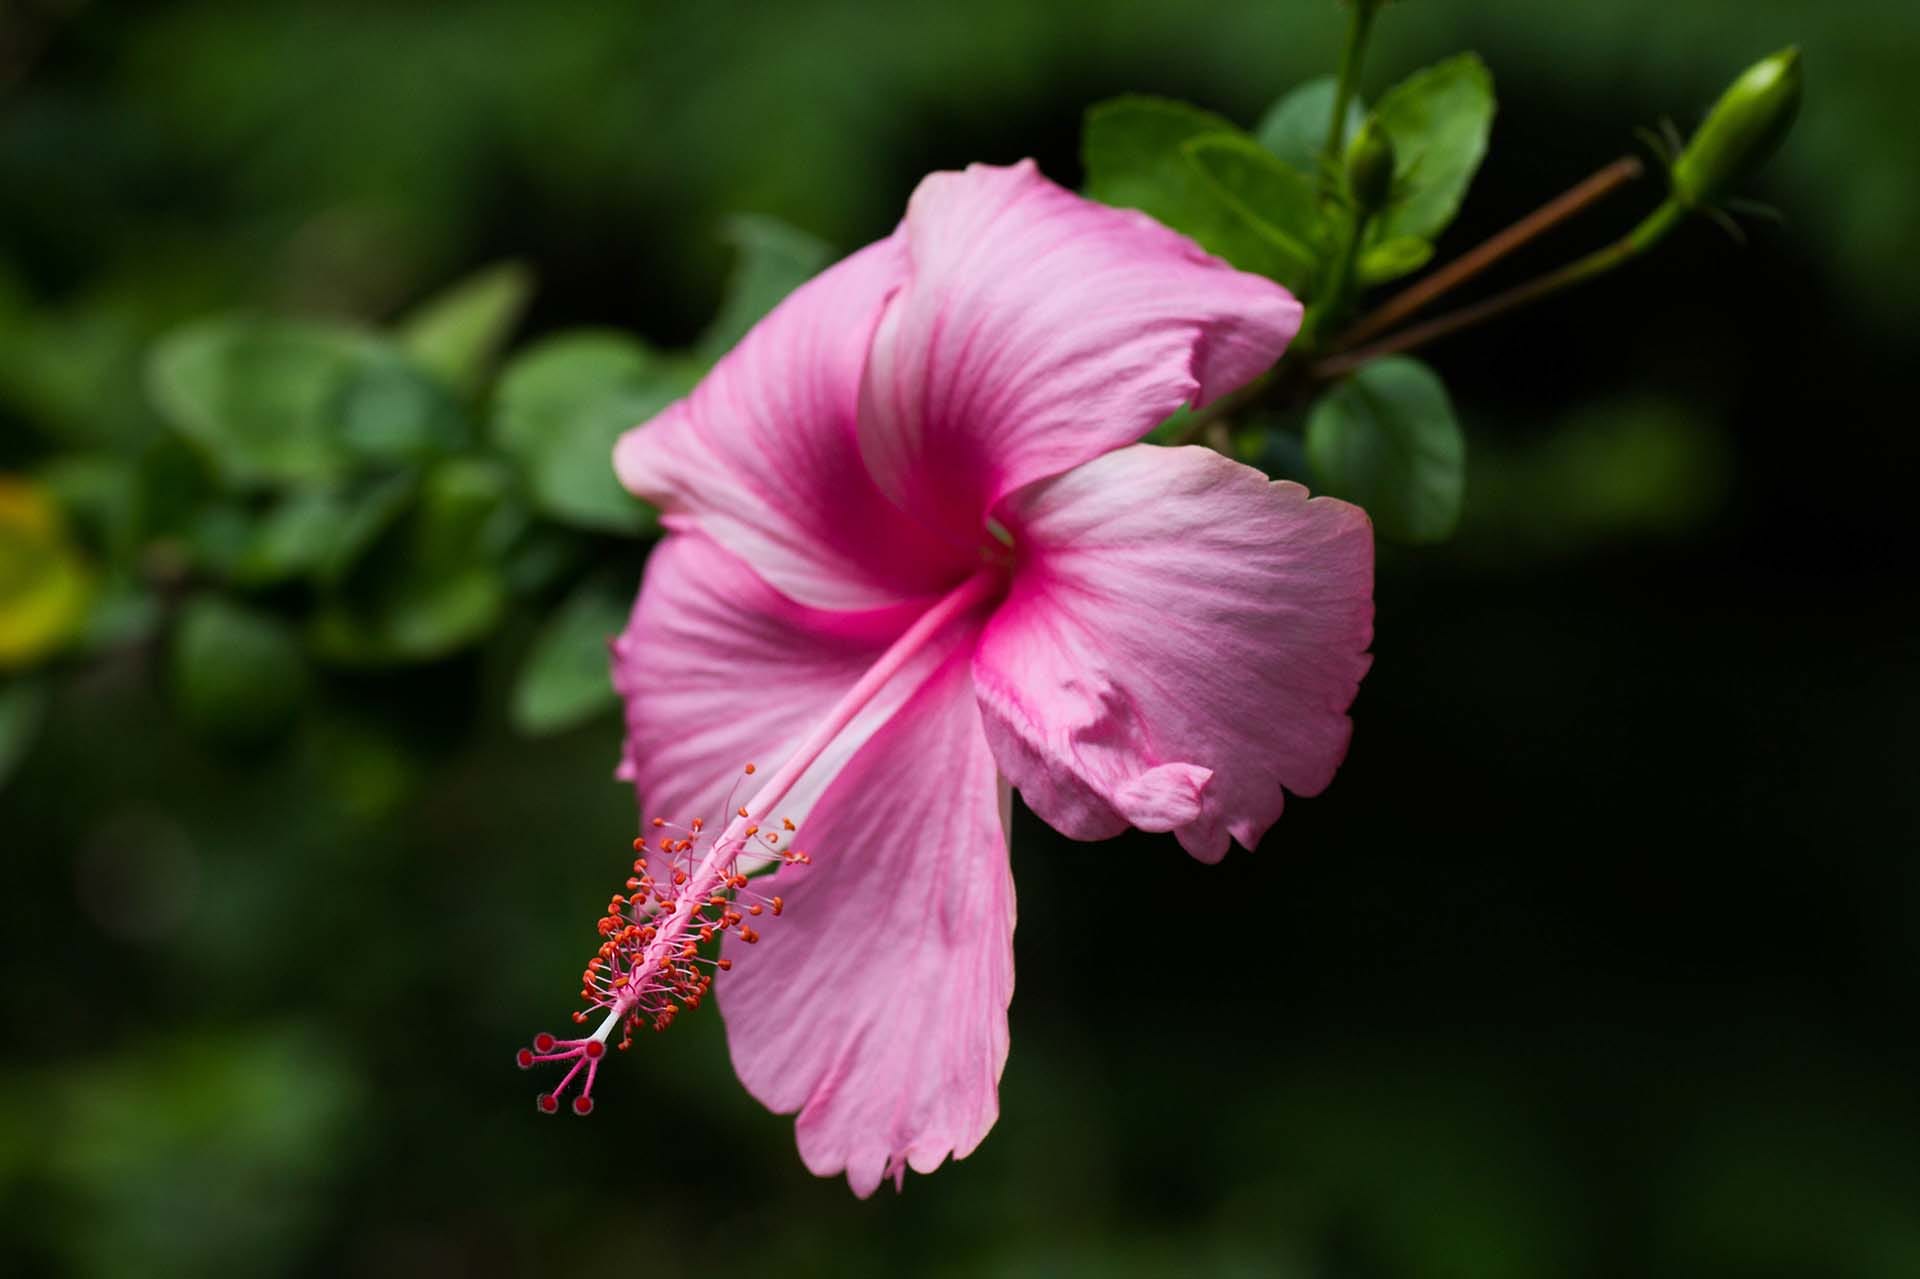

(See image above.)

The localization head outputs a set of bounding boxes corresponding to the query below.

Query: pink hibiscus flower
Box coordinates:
[518,160,1374,1196]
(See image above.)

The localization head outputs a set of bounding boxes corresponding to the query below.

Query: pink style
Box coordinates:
[520,160,1375,1196]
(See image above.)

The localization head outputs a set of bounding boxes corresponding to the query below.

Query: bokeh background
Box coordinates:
[4,1,1918,1275]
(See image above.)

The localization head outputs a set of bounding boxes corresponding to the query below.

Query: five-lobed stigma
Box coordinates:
[517,763,808,1116]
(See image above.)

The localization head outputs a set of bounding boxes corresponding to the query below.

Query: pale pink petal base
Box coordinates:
[973,444,1375,862]
[716,646,1015,1197]
[613,533,938,830]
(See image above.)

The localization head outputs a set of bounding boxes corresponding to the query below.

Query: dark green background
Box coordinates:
[4,1,1917,1275]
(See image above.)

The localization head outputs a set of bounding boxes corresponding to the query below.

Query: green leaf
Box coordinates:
[1082,95,1308,283]
[1306,356,1465,545]
[492,331,688,534]
[186,503,256,580]
[148,318,469,489]
[147,318,373,490]
[36,454,143,563]
[1369,53,1496,244]
[398,261,534,397]
[308,460,517,665]
[0,677,48,789]
[227,485,415,589]
[695,216,833,363]
[1256,76,1366,175]
[315,474,416,587]
[509,573,630,736]
[331,355,469,465]
[1181,135,1324,292]
[310,569,505,666]
[169,595,309,747]
[1358,235,1436,285]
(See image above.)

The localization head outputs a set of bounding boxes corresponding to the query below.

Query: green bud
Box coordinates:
[1345,116,1396,217]
[1670,47,1802,209]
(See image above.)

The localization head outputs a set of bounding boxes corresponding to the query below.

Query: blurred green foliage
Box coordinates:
[3,1,1918,1276]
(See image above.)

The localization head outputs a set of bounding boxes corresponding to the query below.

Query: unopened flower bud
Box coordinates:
[1345,117,1396,217]
[1671,47,1802,209]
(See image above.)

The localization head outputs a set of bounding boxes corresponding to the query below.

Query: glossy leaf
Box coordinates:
[1369,54,1496,244]
[331,355,469,465]
[1358,235,1436,285]
[1182,134,1323,292]
[492,331,684,534]
[1306,356,1465,545]
[224,488,395,588]
[398,261,534,397]
[309,460,517,665]
[1256,76,1365,176]
[147,319,373,489]
[509,573,630,737]
[315,474,416,587]
[1082,95,1307,283]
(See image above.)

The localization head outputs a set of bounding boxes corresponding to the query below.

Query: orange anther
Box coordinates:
[744,763,756,775]
[633,837,648,851]
[738,806,750,818]
[651,818,666,828]
[748,903,763,916]
[770,896,784,916]
[690,817,704,832]
[718,958,733,971]
[782,818,796,831]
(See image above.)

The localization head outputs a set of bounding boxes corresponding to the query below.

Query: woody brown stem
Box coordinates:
[1335,155,1646,350]
[1313,197,1687,379]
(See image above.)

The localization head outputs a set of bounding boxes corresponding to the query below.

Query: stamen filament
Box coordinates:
[521,567,1000,1114]
[607,567,998,1020]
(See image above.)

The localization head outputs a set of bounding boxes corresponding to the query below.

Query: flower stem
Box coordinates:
[1322,0,1380,179]
[1336,154,1646,349]
[1312,197,1688,379]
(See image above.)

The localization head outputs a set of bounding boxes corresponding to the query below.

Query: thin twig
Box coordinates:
[1313,198,1686,379]
[1335,155,1646,350]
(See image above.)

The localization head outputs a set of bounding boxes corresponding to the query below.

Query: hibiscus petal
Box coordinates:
[973,444,1374,862]
[613,238,972,611]
[857,159,1303,542]
[716,645,1015,1197]
[612,533,938,831]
